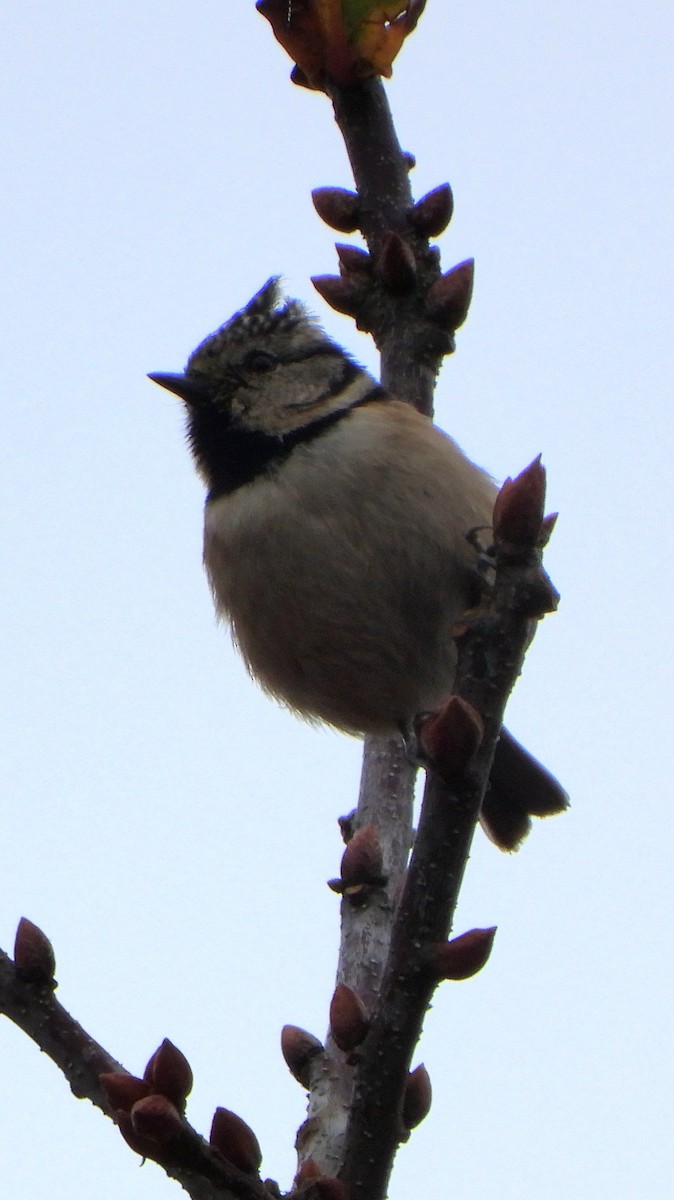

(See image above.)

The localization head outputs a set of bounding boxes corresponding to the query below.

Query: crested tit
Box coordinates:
[150,279,566,848]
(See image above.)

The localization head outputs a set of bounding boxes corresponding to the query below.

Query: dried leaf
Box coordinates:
[257,0,425,88]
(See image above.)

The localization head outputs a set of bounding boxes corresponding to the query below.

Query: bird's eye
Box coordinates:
[244,349,278,372]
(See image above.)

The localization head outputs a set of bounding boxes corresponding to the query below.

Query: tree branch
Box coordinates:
[0,945,275,1200]
[296,77,561,1200]
[327,77,447,410]
[1,36,562,1200]
[294,76,442,1179]
[340,481,558,1200]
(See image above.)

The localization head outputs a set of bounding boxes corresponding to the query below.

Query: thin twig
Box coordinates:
[339,534,558,1200]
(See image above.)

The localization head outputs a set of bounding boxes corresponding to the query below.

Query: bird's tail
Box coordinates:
[481,728,569,851]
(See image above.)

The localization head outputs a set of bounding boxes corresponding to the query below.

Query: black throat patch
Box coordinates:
[202,385,386,501]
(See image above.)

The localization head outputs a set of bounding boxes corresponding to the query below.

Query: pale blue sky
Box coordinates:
[2,4,673,1198]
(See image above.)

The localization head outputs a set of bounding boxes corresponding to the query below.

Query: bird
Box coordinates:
[149,278,567,849]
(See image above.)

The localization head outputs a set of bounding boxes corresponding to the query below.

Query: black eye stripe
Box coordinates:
[283,359,361,411]
[284,344,345,364]
[237,342,347,371]
[243,349,279,372]
[203,384,385,500]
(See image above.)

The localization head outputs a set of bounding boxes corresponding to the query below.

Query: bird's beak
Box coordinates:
[148,372,211,406]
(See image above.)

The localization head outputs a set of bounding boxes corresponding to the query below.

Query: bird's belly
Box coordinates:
[204,485,464,735]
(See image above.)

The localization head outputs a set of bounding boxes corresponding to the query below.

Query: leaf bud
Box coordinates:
[13,917,56,986]
[426,927,497,980]
[144,1038,193,1110]
[312,188,360,233]
[210,1107,262,1175]
[131,1094,184,1143]
[402,1063,432,1129]
[329,983,369,1051]
[425,259,474,329]
[100,1072,152,1114]
[409,183,454,236]
[281,1025,324,1088]
[379,231,417,293]
[417,697,484,785]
